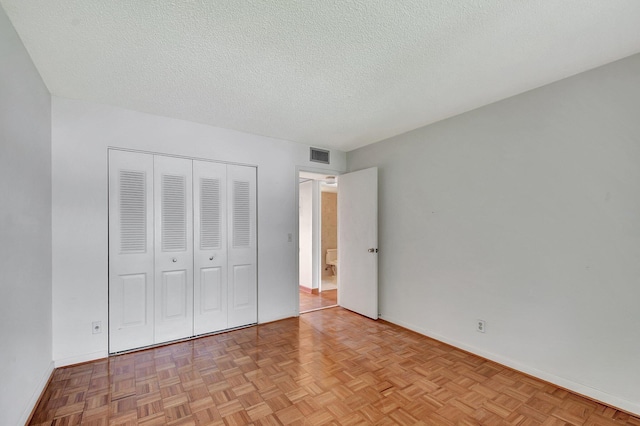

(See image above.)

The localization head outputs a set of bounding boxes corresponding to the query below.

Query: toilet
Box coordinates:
[326,249,338,276]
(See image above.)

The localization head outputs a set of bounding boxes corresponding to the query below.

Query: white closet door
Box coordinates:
[227,165,257,328]
[193,160,228,335]
[154,155,194,343]
[109,150,154,352]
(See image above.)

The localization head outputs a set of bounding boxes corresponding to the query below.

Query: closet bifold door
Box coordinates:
[227,165,257,328]
[108,150,155,353]
[193,160,228,335]
[153,155,194,343]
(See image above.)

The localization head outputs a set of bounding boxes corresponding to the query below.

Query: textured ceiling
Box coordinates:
[2,1,640,151]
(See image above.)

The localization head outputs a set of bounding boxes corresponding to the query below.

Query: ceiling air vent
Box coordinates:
[310,148,330,164]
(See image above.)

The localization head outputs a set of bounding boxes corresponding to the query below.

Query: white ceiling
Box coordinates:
[2,1,640,152]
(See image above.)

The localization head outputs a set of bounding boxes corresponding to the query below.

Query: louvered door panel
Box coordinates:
[119,170,147,253]
[161,174,187,251]
[108,150,154,353]
[193,161,228,335]
[154,155,193,343]
[227,165,257,328]
[232,180,251,248]
[200,178,222,250]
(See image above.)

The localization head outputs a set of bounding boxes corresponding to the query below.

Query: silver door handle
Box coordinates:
[209,255,215,260]
[172,258,177,262]
[368,248,378,253]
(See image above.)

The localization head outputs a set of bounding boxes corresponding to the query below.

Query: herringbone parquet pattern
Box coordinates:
[30,308,640,425]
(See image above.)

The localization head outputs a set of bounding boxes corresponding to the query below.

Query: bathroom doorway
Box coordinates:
[298,170,339,313]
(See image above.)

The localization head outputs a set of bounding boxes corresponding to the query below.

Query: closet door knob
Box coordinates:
[209,255,215,260]
[172,258,177,263]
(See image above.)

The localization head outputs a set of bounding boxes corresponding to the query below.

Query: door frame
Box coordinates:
[294,166,342,315]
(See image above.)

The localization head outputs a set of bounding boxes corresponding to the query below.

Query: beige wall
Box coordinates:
[321,192,337,277]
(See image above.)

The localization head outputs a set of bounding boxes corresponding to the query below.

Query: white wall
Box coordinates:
[348,53,640,415]
[298,180,313,288]
[311,180,321,290]
[0,6,53,425]
[51,97,346,366]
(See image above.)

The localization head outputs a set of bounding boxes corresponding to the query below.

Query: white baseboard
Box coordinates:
[54,350,108,368]
[20,360,54,425]
[380,314,640,417]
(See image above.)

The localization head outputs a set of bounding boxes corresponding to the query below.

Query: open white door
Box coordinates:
[338,167,378,319]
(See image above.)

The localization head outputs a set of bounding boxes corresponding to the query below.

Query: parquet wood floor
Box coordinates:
[30,307,640,425]
[299,289,338,313]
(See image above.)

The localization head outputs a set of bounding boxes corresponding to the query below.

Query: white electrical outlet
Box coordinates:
[92,321,102,334]
[476,319,486,333]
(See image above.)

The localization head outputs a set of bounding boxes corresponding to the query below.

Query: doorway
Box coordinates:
[298,170,339,313]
